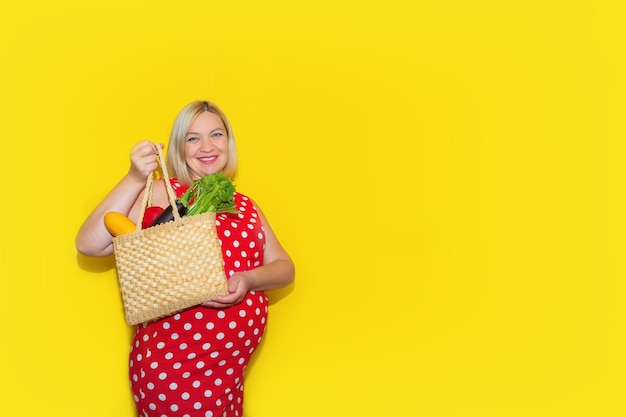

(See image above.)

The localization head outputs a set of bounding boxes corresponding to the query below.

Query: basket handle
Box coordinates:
[135,145,181,231]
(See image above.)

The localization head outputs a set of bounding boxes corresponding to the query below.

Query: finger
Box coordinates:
[213,293,239,303]
[201,301,231,309]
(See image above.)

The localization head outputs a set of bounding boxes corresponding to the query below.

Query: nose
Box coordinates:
[200,137,215,151]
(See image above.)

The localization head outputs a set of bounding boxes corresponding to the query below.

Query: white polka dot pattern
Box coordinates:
[130,192,268,417]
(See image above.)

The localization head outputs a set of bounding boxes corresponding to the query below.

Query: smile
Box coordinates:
[198,156,218,163]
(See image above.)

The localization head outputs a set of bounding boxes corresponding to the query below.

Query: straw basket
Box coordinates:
[112,147,229,325]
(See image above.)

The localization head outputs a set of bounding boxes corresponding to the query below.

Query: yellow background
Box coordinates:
[1,1,624,416]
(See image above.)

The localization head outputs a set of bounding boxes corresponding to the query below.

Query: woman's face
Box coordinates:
[184,111,229,180]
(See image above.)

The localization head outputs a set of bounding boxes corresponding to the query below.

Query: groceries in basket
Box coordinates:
[104,172,239,237]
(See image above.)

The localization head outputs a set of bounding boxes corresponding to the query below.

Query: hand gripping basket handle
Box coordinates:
[135,145,181,232]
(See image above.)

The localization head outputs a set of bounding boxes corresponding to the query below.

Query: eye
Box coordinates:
[211,132,224,138]
[187,136,199,142]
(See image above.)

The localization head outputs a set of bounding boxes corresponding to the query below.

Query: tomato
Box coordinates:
[142,206,165,229]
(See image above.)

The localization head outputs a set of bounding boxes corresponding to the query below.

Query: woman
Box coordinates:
[76,100,295,417]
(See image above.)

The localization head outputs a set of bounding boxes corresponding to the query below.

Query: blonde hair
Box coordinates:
[165,101,238,185]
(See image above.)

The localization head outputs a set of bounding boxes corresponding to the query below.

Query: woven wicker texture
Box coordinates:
[111,147,228,325]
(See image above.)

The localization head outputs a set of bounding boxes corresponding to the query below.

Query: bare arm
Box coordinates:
[75,141,163,257]
[203,201,295,308]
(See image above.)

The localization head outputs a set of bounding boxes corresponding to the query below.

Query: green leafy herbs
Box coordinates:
[179,172,239,216]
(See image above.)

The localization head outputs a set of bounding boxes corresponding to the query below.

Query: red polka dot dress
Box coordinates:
[129,180,268,417]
